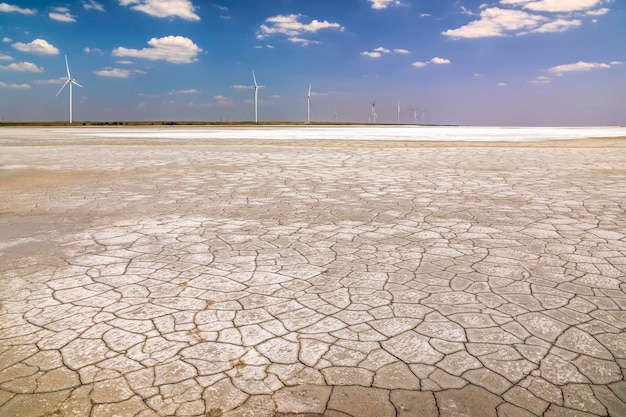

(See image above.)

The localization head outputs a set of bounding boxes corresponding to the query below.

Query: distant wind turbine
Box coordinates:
[56,55,82,123]
[413,108,418,125]
[397,101,400,124]
[334,111,339,123]
[307,84,312,124]
[252,70,264,123]
[370,100,378,124]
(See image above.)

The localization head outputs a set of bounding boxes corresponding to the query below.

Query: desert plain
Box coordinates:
[1,126,625,417]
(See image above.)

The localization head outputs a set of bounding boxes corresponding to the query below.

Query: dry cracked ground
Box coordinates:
[0,127,625,417]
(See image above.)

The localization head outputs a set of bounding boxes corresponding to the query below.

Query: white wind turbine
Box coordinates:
[56,55,82,123]
[252,70,264,123]
[370,100,378,124]
[397,101,400,124]
[307,84,312,124]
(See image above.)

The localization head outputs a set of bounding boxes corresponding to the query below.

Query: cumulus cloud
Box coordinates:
[168,89,198,94]
[502,0,606,13]
[93,67,139,77]
[443,7,546,38]
[49,7,77,22]
[0,81,30,89]
[0,2,36,14]
[119,0,200,21]
[368,0,402,9]
[113,36,202,64]
[547,60,613,74]
[0,61,43,72]
[528,75,552,84]
[257,14,344,46]
[0,52,12,60]
[12,39,59,55]
[444,0,611,39]
[32,77,66,85]
[412,57,451,67]
[361,46,410,58]
[83,0,105,12]
[430,57,451,64]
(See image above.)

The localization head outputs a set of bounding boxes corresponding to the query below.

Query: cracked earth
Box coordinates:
[1,128,625,417]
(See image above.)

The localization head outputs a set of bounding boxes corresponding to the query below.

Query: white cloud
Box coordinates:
[413,57,451,67]
[0,61,43,72]
[168,89,198,94]
[0,2,36,14]
[12,39,60,55]
[257,14,344,46]
[498,82,507,86]
[586,7,609,15]
[430,57,451,65]
[83,0,105,12]
[443,7,546,38]
[547,60,613,74]
[32,77,66,85]
[0,52,12,60]
[506,0,606,13]
[113,36,202,64]
[2,37,12,42]
[231,84,252,89]
[119,0,200,21]
[531,18,581,33]
[93,67,135,77]
[212,95,233,106]
[288,37,319,46]
[49,7,77,22]
[528,75,552,84]
[361,51,383,58]
[445,1,611,39]
[0,81,31,89]
[362,46,410,58]
[0,81,30,89]
[368,0,401,9]
[85,47,105,55]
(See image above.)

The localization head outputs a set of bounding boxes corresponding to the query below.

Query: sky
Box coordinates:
[0,0,624,125]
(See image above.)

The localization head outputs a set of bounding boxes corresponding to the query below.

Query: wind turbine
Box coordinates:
[252,70,263,123]
[334,111,339,123]
[56,54,82,123]
[307,84,312,124]
[413,108,418,125]
[397,101,400,124]
[370,100,378,124]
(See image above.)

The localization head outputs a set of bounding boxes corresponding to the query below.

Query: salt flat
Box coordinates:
[1,126,625,417]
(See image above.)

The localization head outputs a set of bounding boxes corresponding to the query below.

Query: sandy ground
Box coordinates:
[1,127,625,417]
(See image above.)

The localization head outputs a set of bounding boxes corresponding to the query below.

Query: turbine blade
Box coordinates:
[308,84,311,97]
[72,80,83,88]
[252,71,258,87]
[65,55,71,78]
[55,80,70,97]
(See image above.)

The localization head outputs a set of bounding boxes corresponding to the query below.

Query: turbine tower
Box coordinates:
[252,70,263,123]
[307,84,312,124]
[56,55,82,123]
[370,100,378,124]
[397,101,400,124]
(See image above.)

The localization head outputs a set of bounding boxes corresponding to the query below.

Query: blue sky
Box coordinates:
[1,0,624,125]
